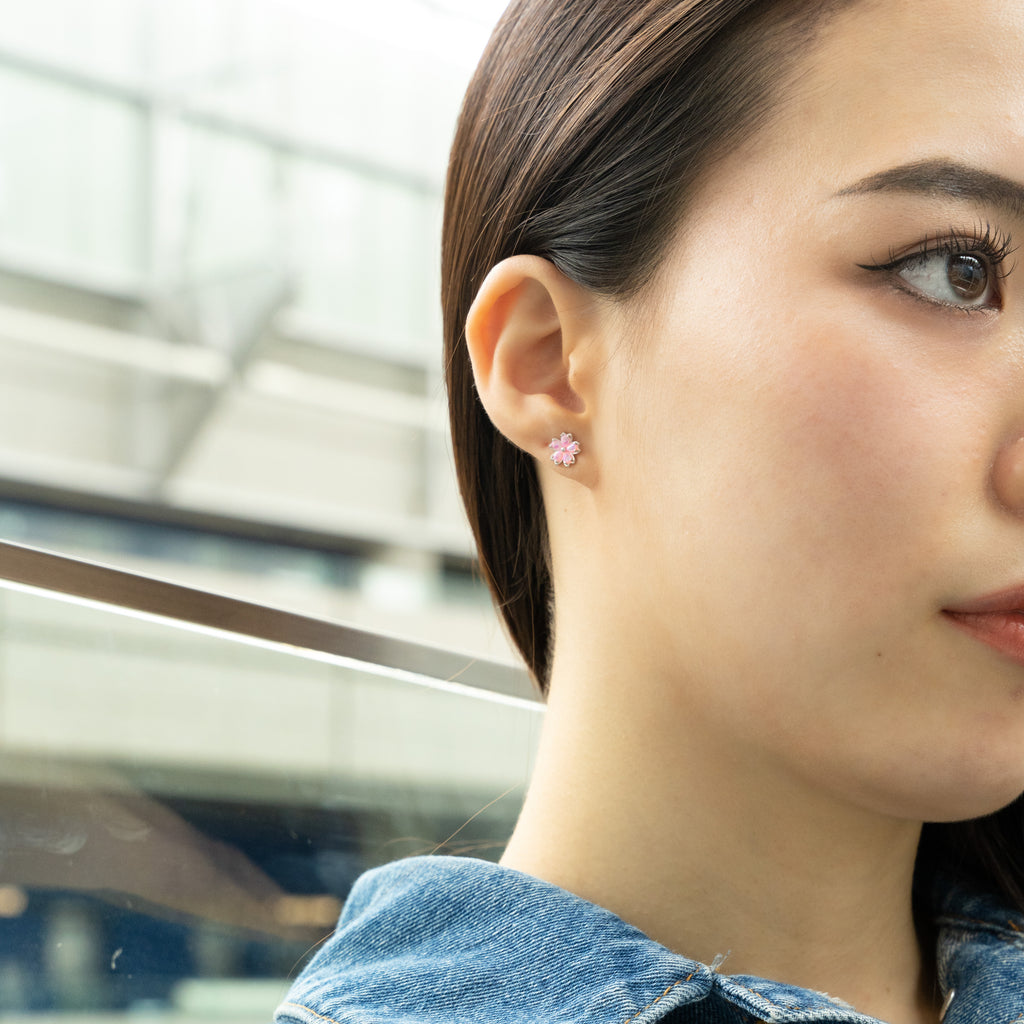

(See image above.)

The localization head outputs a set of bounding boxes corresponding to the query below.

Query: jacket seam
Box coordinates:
[281,982,704,1024]
[936,916,1024,947]
[623,974,696,1024]
[730,982,803,1013]
[278,1002,344,1024]
[938,913,1023,932]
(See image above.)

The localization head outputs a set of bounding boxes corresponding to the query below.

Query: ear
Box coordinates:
[465,255,597,478]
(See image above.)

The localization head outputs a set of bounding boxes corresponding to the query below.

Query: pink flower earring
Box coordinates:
[548,432,581,467]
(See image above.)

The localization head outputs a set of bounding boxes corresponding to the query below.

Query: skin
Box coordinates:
[466,2,1024,1022]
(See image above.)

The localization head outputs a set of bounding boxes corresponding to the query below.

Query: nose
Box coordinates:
[993,435,1024,516]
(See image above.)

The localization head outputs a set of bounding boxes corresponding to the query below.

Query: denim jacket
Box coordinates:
[275,855,1024,1024]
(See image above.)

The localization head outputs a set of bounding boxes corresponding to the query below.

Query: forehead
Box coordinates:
[764,0,1024,194]
[620,0,1024,341]
[616,0,1024,319]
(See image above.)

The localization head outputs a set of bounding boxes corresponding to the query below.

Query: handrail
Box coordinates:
[0,539,539,704]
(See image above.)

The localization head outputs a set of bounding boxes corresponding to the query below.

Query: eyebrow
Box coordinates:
[834,158,1024,220]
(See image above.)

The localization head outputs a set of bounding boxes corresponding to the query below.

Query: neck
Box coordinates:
[502,663,937,1024]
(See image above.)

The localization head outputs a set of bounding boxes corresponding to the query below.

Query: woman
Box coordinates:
[277,1,1024,1021]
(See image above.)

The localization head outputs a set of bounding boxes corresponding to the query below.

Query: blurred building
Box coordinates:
[0,4,539,1021]
[0,0,514,661]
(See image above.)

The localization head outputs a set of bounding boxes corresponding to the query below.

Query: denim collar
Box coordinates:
[933,879,1024,1024]
[277,855,1024,1024]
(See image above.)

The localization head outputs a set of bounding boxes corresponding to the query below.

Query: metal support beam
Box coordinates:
[0,45,440,197]
[147,272,294,498]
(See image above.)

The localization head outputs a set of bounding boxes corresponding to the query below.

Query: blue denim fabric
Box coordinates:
[934,883,1024,1024]
[274,856,1024,1024]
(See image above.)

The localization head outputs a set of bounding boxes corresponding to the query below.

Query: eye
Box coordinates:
[894,250,998,309]
[857,224,1016,313]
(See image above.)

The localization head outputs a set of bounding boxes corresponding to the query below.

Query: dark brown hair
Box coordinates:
[441,0,1024,921]
[443,0,847,692]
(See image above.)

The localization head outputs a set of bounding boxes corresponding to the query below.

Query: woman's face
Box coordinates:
[592,0,1024,821]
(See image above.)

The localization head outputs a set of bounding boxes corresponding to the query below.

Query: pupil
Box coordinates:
[947,254,987,300]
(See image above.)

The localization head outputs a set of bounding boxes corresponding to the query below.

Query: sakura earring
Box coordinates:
[548,432,581,467]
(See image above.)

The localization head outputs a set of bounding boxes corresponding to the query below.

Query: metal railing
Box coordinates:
[0,538,537,705]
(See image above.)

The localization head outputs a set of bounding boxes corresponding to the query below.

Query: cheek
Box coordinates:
[770,330,989,564]
[759,342,937,574]
[759,330,986,607]
[629,324,968,650]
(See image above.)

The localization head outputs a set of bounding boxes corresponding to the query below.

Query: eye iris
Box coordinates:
[947,254,988,300]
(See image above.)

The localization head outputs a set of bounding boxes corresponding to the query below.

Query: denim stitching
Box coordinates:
[731,983,802,1012]
[941,914,1011,930]
[622,974,695,1024]
[278,1002,344,1024]
[940,913,1024,946]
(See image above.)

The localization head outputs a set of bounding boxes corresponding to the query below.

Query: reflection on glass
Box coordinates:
[0,580,540,1018]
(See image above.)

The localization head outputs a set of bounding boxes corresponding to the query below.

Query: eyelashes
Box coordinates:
[857,222,1017,312]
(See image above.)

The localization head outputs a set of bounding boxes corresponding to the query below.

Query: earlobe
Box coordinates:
[465,255,595,469]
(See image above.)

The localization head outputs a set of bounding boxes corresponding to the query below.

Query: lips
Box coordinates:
[944,585,1024,667]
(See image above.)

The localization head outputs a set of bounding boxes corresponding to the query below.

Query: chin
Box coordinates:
[872,715,1024,823]
[923,790,1024,826]
[850,741,1024,825]
[895,769,1024,825]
